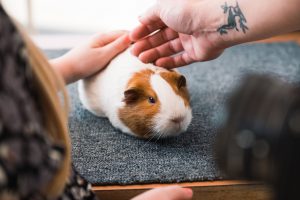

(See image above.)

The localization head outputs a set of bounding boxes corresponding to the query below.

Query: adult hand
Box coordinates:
[132,186,193,200]
[130,0,225,68]
[131,0,300,69]
[51,30,131,84]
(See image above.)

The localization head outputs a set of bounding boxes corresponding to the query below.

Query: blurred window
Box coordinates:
[2,0,154,34]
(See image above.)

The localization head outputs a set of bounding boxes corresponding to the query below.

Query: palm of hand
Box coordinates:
[131,0,224,68]
[179,32,224,63]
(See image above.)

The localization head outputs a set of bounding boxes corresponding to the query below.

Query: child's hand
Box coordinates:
[131,186,193,200]
[51,30,131,84]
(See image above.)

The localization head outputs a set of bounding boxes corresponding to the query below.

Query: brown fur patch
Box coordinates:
[160,71,190,106]
[119,69,160,138]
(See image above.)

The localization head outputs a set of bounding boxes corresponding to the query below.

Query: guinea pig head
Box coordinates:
[119,69,192,139]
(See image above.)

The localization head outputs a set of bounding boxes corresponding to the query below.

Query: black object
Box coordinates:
[215,74,300,200]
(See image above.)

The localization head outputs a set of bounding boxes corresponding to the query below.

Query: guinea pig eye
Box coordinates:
[148,97,156,104]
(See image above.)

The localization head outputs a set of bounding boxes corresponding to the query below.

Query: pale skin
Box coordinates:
[130,0,300,68]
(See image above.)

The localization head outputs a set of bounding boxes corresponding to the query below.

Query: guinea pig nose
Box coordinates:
[171,117,184,124]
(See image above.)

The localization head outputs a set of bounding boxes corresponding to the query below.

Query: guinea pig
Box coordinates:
[78,48,192,139]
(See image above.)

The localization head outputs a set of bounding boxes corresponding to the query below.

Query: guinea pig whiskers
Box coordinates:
[145,127,154,136]
[141,128,157,148]
[141,136,155,148]
[154,132,164,143]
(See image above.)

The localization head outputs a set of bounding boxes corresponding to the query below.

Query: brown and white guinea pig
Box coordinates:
[78,48,192,139]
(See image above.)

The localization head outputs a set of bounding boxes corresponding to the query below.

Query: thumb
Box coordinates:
[91,30,129,47]
[101,34,131,59]
[130,5,166,41]
[138,4,161,25]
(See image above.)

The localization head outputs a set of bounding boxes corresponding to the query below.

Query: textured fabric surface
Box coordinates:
[44,42,300,185]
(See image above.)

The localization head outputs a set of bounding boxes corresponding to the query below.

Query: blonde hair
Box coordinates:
[17,26,71,198]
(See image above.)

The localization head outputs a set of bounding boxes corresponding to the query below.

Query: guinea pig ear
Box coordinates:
[177,75,187,88]
[123,88,141,104]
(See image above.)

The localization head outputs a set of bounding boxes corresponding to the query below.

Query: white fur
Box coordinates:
[78,48,192,138]
[150,74,192,137]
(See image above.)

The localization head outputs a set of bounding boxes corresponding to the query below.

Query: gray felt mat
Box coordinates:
[44,42,300,185]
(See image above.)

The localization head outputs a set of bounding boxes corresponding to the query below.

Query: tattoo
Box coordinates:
[217,2,249,35]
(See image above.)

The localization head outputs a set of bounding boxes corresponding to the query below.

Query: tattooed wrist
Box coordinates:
[217,1,249,35]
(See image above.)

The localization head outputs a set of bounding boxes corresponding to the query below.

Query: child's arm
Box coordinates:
[51,30,131,84]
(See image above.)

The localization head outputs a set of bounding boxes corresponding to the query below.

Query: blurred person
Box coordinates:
[0,3,192,200]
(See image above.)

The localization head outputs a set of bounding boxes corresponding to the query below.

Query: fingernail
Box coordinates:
[183,188,193,197]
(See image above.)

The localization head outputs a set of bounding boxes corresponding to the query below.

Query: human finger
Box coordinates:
[155,52,195,69]
[130,21,166,42]
[138,38,184,63]
[131,27,179,56]
[91,30,129,47]
[130,5,166,41]
[100,34,131,60]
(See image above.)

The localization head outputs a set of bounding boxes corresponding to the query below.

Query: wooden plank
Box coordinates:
[93,181,273,200]
[93,180,254,190]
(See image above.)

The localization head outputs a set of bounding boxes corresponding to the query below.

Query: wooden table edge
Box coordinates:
[92,180,263,191]
[92,181,273,200]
